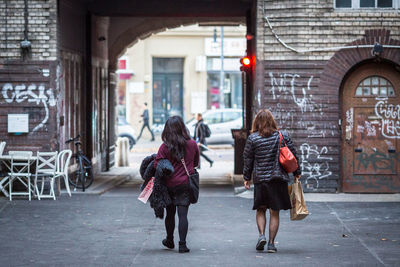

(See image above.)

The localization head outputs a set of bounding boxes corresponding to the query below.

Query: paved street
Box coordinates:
[0,182,399,266]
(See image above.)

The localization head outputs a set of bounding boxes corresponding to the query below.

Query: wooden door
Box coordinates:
[341,63,400,192]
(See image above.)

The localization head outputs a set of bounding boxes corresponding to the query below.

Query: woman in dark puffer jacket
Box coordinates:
[243,109,301,253]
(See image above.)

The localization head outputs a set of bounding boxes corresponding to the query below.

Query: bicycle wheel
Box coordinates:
[69,155,94,189]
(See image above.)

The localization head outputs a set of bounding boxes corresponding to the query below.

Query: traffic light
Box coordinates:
[240,56,253,72]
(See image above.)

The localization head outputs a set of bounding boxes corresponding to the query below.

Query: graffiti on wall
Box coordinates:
[1,83,56,132]
[268,72,316,113]
[375,98,400,139]
[355,150,399,173]
[299,143,333,189]
[268,72,335,139]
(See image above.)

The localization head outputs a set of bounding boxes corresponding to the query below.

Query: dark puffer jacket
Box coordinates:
[243,130,301,183]
[140,154,173,219]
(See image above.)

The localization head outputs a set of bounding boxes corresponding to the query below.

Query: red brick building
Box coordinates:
[1,0,399,192]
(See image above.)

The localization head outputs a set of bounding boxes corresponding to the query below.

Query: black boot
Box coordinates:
[162,238,174,249]
[179,241,190,253]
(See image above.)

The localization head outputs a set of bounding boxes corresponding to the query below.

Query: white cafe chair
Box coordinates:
[8,151,34,201]
[53,150,73,197]
[34,151,58,200]
[0,142,8,196]
[0,142,6,156]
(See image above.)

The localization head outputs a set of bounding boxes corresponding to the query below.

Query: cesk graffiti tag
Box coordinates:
[2,83,56,132]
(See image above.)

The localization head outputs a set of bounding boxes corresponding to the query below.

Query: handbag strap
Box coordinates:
[278,131,287,147]
[181,158,190,177]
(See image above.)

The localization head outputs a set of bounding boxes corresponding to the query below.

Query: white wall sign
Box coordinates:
[191,92,207,114]
[8,114,29,133]
[205,38,246,56]
[209,58,241,71]
[129,82,145,94]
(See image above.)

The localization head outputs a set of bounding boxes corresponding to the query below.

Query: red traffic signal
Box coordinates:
[241,57,251,66]
[240,56,253,72]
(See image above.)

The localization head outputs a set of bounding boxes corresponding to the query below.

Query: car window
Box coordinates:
[223,111,241,123]
[204,112,222,124]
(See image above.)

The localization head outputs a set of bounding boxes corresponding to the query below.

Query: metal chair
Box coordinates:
[8,151,34,201]
[0,141,8,196]
[34,151,58,200]
[0,142,6,155]
[53,150,72,197]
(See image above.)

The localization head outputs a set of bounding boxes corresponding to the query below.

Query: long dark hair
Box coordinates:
[251,109,278,137]
[161,116,191,162]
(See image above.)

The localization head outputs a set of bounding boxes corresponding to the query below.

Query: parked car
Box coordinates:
[186,108,243,144]
[117,117,136,149]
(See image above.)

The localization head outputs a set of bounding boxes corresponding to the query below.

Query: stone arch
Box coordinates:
[319,29,400,96]
[108,17,246,69]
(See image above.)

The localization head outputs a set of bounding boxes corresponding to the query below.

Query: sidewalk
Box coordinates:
[64,167,140,195]
[237,190,400,202]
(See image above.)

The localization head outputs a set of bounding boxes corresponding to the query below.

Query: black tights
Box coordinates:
[165,205,189,242]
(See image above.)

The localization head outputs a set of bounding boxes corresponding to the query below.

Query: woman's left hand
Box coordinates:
[244,180,251,190]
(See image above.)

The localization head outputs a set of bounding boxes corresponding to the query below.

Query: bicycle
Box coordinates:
[65,134,93,192]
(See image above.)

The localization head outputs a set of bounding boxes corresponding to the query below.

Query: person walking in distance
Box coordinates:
[194,113,213,168]
[154,116,200,253]
[243,109,301,253]
[137,102,155,142]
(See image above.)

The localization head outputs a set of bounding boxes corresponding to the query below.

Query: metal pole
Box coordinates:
[219,26,225,108]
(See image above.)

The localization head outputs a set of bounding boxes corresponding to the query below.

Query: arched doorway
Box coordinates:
[341,62,400,192]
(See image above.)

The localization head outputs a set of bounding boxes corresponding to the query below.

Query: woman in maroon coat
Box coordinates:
[154,116,200,253]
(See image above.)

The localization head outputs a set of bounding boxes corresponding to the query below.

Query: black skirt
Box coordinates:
[168,183,190,207]
[253,179,291,211]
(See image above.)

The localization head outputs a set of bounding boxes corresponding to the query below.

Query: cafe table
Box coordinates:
[0,154,37,197]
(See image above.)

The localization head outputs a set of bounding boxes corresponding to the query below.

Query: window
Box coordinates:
[204,112,223,124]
[223,111,241,123]
[355,76,395,97]
[335,0,398,8]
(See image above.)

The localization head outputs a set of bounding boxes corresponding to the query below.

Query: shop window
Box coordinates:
[354,76,396,97]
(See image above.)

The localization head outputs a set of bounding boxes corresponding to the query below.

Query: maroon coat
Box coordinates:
[154,139,200,188]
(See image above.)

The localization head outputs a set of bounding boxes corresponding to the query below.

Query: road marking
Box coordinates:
[325,203,387,267]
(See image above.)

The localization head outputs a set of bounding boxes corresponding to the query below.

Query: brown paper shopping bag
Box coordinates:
[288,180,309,220]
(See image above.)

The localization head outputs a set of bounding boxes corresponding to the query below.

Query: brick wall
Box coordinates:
[0,61,58,152]
[256,0,400,192]
[0,0,59,153]
[0,0,57,60]
[258,0,400,61]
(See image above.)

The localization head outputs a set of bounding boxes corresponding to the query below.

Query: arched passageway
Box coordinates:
[58,0,255,172]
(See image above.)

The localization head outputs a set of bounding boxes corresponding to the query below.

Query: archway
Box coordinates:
[114,23,247,183]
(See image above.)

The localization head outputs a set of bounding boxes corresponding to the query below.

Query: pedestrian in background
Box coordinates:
[243,109,301,253]
[137,102,155,142]
[194,113,213,168]
[154,116,200,253]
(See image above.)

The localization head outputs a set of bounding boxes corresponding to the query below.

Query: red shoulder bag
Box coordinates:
[278,131,298,173]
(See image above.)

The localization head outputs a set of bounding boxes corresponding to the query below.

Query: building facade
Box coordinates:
[256,0,400,192]
[0,0,399,193]
[118,25,246,135]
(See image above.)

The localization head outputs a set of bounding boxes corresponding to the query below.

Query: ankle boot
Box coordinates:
[179,241,190,253]
[162,238,174,249]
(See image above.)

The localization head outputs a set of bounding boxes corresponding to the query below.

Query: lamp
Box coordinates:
[372,42,383,57]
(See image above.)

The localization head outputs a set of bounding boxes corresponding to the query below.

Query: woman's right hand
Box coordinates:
[244,180,251,190]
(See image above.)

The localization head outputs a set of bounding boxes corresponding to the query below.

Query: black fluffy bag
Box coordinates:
[181,159,199,204]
